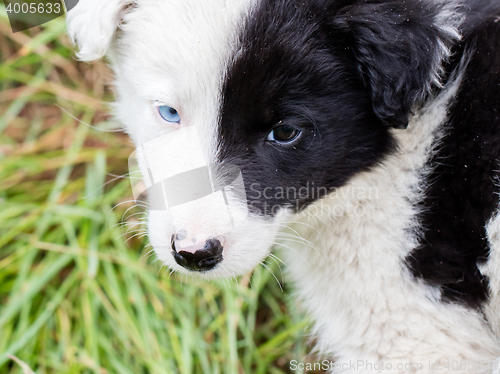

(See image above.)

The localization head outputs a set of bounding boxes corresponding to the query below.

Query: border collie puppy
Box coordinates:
[67,0,500,371]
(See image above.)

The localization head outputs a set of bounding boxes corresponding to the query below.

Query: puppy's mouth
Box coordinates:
[170,235,224,272]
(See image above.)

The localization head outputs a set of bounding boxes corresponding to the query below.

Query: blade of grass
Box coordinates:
[0,269,79,367]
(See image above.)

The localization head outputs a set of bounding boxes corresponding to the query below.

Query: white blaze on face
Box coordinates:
[128,126,249,250]
[141,127,207,184]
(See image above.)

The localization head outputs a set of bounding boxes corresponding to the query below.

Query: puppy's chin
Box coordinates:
[146,209,287,280]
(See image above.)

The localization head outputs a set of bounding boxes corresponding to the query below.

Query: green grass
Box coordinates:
[0,5,317,374]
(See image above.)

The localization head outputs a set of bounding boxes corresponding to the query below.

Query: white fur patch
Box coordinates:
[66,0,135,61]
[481,201,500,338]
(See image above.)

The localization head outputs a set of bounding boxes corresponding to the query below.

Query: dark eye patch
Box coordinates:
[216,0,395,216]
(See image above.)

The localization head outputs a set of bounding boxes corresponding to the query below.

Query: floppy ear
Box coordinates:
[66,0,136,61]
[331,1,461,129]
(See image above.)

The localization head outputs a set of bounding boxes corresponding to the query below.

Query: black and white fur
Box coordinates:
[67,0,500,371]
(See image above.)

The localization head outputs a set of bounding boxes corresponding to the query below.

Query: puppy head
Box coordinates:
[67,0,461,279]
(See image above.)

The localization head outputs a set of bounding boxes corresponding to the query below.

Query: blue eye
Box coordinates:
[158,105,181,123]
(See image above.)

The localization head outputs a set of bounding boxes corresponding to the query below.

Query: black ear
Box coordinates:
[331,1,460,129]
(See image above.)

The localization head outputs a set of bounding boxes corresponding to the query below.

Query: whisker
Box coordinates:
[267,254,285,281]
[269,252,286,265]
[57,104,124,132]
[270,240,312,269]
[260,261,284,292]
[279,220,321,235]
[114,228,147,242]
[275,233,324,256]
[107,171,142,179]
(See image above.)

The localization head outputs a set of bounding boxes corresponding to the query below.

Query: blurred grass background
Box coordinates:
[0,4,319,374]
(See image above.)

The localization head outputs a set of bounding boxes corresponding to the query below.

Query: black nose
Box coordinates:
[171,237,223,272]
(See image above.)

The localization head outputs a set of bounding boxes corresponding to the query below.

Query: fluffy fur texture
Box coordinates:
[67,0,500,371]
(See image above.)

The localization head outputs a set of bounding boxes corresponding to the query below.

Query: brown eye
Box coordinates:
[267,125,301,143]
